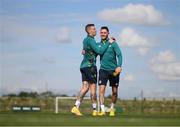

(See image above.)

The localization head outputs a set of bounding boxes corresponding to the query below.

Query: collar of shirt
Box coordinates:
[101,38,109,44]
[87,34,94,38]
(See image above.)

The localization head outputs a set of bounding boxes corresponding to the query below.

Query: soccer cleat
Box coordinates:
[109,109,115,116]
[71,106,83,116]
[98,111,106,116]
[92,110,98,116]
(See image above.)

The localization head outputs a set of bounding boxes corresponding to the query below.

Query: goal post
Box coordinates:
[55,96,100,114]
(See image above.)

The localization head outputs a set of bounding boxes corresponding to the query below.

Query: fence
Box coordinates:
[0,97,180,114]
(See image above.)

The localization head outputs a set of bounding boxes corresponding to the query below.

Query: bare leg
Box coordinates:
[111,85,118,109]
[89,83,97,110]
[99,85,106,112]
[75,81,89,108]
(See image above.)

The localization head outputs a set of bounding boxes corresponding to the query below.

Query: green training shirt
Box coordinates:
[99,39,123,70]
[80,35,109,68]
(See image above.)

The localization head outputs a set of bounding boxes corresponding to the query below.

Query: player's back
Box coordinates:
[80,35,97,68]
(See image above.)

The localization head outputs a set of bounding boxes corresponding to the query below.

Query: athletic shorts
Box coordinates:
[98,69,119,86]
[80,66,97,84]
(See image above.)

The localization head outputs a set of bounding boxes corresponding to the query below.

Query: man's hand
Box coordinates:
[113,67,122,76]
[109,37,116,44]
[81,49,86,55]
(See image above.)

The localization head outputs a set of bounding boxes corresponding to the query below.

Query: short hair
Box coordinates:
[85,24,95,33]
[101,26,109,32]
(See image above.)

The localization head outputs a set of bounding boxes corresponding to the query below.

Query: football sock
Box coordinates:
[92,103,96,110]
[75,100,81,108]
[110,103,115,109]
[101,104,105,112]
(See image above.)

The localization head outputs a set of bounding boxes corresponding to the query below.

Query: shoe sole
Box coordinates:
[71,110,83,116]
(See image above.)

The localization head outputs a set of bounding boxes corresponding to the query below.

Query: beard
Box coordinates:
[101,36,108,40]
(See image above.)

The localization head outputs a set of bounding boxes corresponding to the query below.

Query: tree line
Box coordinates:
[2,91,69,98]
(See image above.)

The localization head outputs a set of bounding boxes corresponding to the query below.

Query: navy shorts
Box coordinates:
[98,69,119,86]
[80,66,97,84]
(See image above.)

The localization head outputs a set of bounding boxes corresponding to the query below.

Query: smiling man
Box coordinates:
[98,26,123,116]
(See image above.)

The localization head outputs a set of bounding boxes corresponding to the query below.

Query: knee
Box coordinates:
[82,82,89,91]
[100,89,104,93]
[99,88,105,95]
[99,90,105,97]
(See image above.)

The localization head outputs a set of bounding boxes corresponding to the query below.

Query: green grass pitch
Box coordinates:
[0,112,180,126]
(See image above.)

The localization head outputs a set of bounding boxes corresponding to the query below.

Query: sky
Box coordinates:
[0,0,180,99]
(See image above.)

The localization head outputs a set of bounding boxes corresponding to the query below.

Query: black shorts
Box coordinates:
[80,66,97,84]
[98,69,119,87]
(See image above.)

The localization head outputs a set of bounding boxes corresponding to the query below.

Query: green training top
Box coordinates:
[99,39,123,70]
[80,35,109,68]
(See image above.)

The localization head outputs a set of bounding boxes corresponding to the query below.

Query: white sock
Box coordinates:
[101,104,105,112]
[110,103,115,109]
[75,100,81,108]
[92,103,96,110]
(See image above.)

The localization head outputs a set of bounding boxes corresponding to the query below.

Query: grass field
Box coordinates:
[1,97,180,126]
[0,112,180,126]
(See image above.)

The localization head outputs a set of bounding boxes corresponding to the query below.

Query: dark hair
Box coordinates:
[101,26,109,32]
[85,24,95,33]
